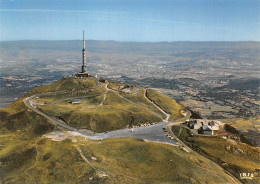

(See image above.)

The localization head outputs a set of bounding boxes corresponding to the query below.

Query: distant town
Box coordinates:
[0,41,259,120]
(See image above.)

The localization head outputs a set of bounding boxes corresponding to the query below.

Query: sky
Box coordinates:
[0,0,259,42]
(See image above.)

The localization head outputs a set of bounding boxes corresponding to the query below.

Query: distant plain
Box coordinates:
[1,41,259,119]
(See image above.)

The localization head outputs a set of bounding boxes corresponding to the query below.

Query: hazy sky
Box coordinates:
[0,0,259,41]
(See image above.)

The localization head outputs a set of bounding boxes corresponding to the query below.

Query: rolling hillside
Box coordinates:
[0,134,238,184]
[0,76,254,183]
[172,125,260,184]
[21,77,184,132]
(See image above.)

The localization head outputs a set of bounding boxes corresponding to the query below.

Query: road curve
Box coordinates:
[144,89,170,122]
[23,83,190,145]
[24,83,241,183]
[24,95,101,139]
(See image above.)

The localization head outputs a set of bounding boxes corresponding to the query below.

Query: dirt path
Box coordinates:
[24,83,241,183]
[108,87,163,120]
[100,83,109,106]
[74,145,96,171]
[144,89,170,122]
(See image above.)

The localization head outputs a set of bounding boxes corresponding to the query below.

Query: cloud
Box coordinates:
[121,17,199,25]
[0,0,14,2]
[0,8,199,26]
[0,8,124,15]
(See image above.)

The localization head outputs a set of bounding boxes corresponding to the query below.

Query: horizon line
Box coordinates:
[1,40,259,43]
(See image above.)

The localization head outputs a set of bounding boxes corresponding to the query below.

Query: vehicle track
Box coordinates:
[144,89,170,122]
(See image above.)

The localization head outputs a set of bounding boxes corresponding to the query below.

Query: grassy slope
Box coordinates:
[0,77,253,183]
[146,89,184,120]
[224,118,260,147]
[0,135,236,184]
[118,89,167,118]
[1,77,184,134]
[172,125,260,184]
[35,77,97,92]
[37,89,163,132]
[0,77,97,136]
[107,81,168,118]
[35,81,185,132]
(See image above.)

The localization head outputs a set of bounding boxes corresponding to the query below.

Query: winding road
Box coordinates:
[144,89,170,122]
[24,78,191,145]
[23,78,241,184]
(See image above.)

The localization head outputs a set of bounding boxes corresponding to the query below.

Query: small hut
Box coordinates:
[70,99,81,104]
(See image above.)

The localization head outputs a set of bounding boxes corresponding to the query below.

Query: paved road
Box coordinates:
[24,81,190,145]
[24,95,98,137]
[144,89,170,122]
[95,122,177,144]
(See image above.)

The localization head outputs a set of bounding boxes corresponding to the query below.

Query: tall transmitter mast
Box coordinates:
[81,30,87,73]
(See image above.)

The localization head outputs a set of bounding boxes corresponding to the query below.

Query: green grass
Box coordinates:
[0,136,237,184]
[117,88,167,118]
[0,105,55,138]
[146,89,184,120]
[0,133,21,156]
[107,81,125,90]
[0,137,90,184]
[223,118,260,147]
[1,77,96,113]
[37,90,163,132]
[1,77,208,183]
[35,77,96,92]
[103,90,129,105]
[224,118,259,133]
[0,77,98,138]
[1,77,184,134]
[26,79,186,132]
[0,77,245,183]
[172,125,260,183]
